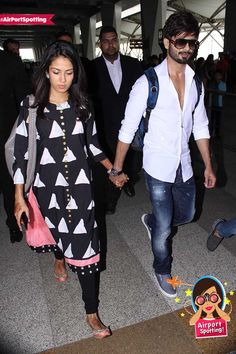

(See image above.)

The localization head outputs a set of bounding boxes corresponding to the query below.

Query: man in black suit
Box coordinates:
[0,49,30,242]
[92,25,143,214]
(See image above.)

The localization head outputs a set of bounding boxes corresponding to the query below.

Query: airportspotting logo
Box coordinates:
[166,274,233,339]
[0,14,55,26]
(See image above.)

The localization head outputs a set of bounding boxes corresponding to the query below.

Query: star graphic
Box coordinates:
[229,291,235,296]
[224,282,228,286]
[185,289,192,297]
[225,297,230,305]
[175,297,181,303]
[166,276,181,289]
[180,312,185,317]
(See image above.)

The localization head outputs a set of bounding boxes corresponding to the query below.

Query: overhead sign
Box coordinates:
[130,38,143,49]
[0,14,55,26]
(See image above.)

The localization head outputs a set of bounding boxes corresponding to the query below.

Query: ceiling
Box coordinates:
[0,0,226,48]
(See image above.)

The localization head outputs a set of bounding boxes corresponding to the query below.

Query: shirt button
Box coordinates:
[65,170,69,174]
[61,122,65,126]
[68,220,72,223]
[60,115,64,119]
[62,136,66,140]
[64,147,67,151]
[66,189,69,192]
[63,142,66,145]
[60,110,63,113]
[65,176,69,180]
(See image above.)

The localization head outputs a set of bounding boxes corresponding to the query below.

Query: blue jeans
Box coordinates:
[144,165,196,274]
[216,218,236,238]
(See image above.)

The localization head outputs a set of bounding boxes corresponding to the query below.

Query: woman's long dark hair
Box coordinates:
[32,40,89,121]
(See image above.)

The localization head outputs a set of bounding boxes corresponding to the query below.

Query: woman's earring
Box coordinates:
[46,72,49,79]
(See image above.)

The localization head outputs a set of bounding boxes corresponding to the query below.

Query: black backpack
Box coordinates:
[131,66,202,152]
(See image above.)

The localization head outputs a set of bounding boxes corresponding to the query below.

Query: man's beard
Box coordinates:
[169,47,193,64]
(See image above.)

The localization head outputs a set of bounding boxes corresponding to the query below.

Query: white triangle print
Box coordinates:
[33,173,46,187]
[40,148,56,165]
[48,193,60,209]
[92,122,97,136]
[13,168,24,184]
[89,144,102,156]
[94,220,97,228]
[82,242,96,259]
[58,238,63,251]
[62,147,76,162]
[16,120,28,137]
[26,115,29,124]
[64,243,73,258]
[58,218,69,233]
[44,107,50,113]
[55,172,69,186]
[87,200,95,210]
[45,217,55,228]
[24,151,28,160]
[72,120,84,135]
[66,196,78,210]
[84,145,88,157]
[73,219,87,234]
[75,169,89,184]
[49,121,64,138]
[36,129,40,140]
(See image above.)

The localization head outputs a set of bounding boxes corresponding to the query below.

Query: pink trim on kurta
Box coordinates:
[65,254,100,267]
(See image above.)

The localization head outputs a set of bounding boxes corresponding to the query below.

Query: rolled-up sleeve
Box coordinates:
[118,75,148,143]
[192,84,210,141]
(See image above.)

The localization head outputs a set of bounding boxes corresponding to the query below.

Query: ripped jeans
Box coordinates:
[144,165,196,275]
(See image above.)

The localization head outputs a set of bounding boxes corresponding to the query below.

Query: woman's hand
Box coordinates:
[14,197,29,231]
[109,173,129,188]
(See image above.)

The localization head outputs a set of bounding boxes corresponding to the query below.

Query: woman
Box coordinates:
[13,41,126,338]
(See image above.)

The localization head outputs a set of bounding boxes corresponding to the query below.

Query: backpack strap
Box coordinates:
[193,74,202,113]
[144,67,159,132]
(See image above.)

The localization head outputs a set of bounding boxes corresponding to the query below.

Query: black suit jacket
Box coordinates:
[92,54,143,157]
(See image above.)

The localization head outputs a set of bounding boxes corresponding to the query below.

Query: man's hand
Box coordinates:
[109,173,129,188]
[204,167,216,188]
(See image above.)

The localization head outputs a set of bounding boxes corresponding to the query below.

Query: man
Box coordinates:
[110,11,216,297]
[92,25,143,214]
[0,50,30,242]
[3,38,20,56]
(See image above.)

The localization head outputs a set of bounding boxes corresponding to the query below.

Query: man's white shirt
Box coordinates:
[103,53,122,93]
[118,58,210,183]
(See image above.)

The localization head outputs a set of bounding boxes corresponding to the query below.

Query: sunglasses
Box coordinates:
[169,38,199,50]
[195,293,219,306]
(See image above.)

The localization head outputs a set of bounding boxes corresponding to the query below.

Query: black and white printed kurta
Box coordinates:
[13,95,106,275]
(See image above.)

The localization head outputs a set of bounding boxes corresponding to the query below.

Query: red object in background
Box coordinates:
[0,14,55,26]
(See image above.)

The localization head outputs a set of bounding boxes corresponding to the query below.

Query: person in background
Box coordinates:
[13,41,126,338]
[208,70,226,137]
[207,217,236,251]
[0,49,30,242]
[92,25,143,215]
[110,11,216,298]
[3,38,20,56]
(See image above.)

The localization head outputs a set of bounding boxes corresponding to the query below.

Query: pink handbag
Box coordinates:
[26,187,56,248]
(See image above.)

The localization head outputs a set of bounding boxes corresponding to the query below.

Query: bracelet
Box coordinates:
[107,168,123,177]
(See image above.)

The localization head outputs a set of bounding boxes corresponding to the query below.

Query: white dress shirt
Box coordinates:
[103,53,122,93]
[118,59,210,183]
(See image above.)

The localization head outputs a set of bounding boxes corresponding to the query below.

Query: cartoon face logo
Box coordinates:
[189,275,230,326]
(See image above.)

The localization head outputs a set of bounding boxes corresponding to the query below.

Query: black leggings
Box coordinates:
[54,249,99,314]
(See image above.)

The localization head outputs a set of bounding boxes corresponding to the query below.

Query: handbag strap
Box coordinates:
[25,95,37,194]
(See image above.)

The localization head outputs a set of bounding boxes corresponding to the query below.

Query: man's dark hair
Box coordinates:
[55,30,73,41]
[163,11,199,39]
[99,25,117,40]
[3,38,20,51]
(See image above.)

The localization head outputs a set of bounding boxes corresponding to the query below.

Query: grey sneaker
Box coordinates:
[141,214,152,239]
[207,219,225,252]
[155,273,177,298]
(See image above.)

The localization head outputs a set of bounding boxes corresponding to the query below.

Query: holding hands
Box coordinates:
[108,168,129,188]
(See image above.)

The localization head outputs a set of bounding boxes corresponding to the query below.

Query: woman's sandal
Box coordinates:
[54,260,68,282]
[86,313,111,339]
